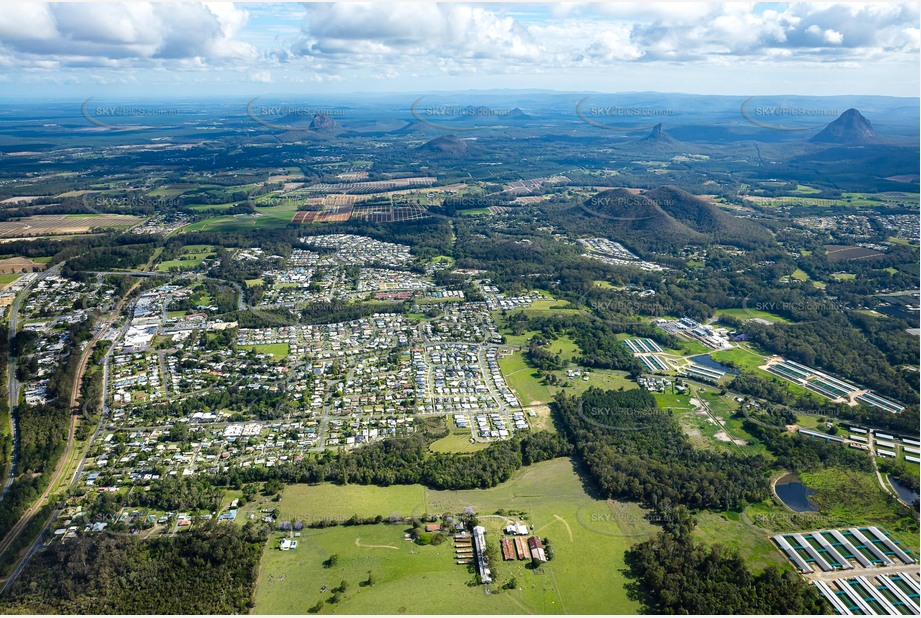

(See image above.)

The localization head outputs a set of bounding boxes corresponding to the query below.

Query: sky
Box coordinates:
[0,2,918,99]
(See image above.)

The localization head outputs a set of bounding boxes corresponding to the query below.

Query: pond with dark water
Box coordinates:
[775,473,819,513]
[689,354,739,374]
[888,475,920,506]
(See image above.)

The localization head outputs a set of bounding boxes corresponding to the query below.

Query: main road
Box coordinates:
[0,279,139,591]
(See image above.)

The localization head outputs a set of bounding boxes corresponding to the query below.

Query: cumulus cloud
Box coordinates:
[0,2,256,69]
[0,2,916,91]
[278,2,919,75]
[289,3,540,66]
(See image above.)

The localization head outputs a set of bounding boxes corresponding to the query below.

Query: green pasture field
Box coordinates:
[183,209,297,233]
[499,351,553,406]
[254,458,655,614]
[428,431,489,454]
[239,343,290,360]
[714,308,790,324]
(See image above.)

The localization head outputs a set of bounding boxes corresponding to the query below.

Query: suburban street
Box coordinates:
[1,264,63,504]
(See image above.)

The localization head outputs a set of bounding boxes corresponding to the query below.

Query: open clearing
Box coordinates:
[239,343,289,360]
[715,307,790,323]
[498,349,636,408]
[255,458,655,614]
[428,431,489,454]
[0,256,47,273]
[156,245,215,272]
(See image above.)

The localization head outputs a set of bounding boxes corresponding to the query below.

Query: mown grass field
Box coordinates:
[239,343,290,359]
[499,348,638,407]
[183,208,297,233]
[254,458,655,614]
[714,308,790,323]
[661,337,712,356]
[498,351,553,406]
[428,431,490,454]
[711,346,767,372]
[157,245,215,272]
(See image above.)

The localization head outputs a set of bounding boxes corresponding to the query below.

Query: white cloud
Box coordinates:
[284,2,918,71]
[0,2,916,95]
[0,2,256,69]
[250,70,272,83]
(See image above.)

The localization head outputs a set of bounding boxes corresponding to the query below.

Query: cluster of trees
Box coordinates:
[553,388,771,516]
[0,233,128,266]
[123,385,291,427]
[137,476,225,512]
[506,313,642,376]
[63,240,158,274]
[126,430,568,513]
[526,340,565,371]
[626,526,828,614]
[0,320,95,535]
[299,300,408,326]
[0,522,268,614]
[0,325,9,486]
[742,419,873,474]
[205,431,570,501]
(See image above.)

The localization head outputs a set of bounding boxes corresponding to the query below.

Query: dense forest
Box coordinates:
[0,325,9,492]
[626,524,828,614]
[62,238,159,274]
[553,388,772,516]
[0,523,267,614]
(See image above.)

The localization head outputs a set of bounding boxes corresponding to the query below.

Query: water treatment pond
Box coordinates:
[689,354,738,374]
[775,473,819,512]
[888,475,920,506]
